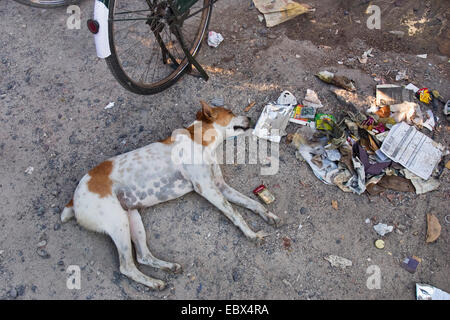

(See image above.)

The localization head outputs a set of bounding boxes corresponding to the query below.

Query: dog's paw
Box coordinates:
[163,263,183,273]
[154,280,166,291]
[266,212,282,227]
[252,230,269,245]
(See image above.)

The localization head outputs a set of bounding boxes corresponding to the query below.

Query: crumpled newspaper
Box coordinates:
[292,127,340,185]
[344,156,366,194]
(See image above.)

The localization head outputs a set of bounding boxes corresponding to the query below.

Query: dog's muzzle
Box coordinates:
[233,117,251,131]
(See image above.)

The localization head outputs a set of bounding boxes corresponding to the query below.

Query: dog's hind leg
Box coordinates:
[104,208,166,290]
[128,209,182,273]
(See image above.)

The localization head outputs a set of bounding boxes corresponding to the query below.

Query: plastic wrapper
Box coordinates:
[277,90,297,106]
[289,105,315,125]
[416,284,450,300]
[207,31,224,48]
[253,103,293,143]
[316,71,356,92]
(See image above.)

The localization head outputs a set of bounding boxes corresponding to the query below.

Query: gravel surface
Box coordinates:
[0,0,449,300]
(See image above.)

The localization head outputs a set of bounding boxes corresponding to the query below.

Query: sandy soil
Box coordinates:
[0,0,449,300]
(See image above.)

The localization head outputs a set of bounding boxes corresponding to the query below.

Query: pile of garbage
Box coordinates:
[252,76,448,197]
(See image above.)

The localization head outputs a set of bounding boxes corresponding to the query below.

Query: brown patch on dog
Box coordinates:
[197,101,234,127]
[160,136,174,144]
[66,198,74,207]
[87,160,113,198]
[187,122,216,146]
[213,107,234,127]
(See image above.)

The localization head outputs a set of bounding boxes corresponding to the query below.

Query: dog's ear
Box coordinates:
[197,100,214,122]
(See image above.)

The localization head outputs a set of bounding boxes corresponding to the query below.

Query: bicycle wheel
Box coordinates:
[106,0,212,95]
[13,0,77,8]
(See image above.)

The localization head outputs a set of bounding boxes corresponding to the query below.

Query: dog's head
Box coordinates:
[196,101,250,139]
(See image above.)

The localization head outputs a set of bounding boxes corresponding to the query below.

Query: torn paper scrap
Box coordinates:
[253,0,314,27]
[416,284,450,300]
[105,102,115,109]
[403,169,440,194]
[324,255,352,268]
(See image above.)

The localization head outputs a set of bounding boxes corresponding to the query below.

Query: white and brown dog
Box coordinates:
[61,101,281,290]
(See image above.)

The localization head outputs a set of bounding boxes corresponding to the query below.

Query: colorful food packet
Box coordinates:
[416,88,432,104]
[315,113,336,131]
[253,185,275,205]
[289,104,315,125]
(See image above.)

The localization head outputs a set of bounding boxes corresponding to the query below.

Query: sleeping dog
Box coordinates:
[61,101,281,290]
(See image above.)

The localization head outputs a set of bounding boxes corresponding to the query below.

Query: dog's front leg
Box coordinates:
[189,170,267,243]
[211,164,281,226]
[218,182,281,227]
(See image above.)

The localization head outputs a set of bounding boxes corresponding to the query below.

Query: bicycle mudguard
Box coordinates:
[93,0,111,58]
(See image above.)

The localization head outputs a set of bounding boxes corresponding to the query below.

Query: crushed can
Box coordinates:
[253,185,275,205]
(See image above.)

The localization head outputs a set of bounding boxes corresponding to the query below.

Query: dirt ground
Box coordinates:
[0,0,449,300]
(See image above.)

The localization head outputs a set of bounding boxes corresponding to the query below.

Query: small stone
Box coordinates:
[16,285,25,296]
[53,223,61,231]
[211,97,224,107]
[300,207,307,215]
[258,28,268,36]
[8,288,17,298]
[37,240,47,247]
[37,207,45,216]
[36,248,50,259]
[232,269,240,282]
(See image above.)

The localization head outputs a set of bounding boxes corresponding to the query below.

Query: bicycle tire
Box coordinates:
[105,0,212,95]
[13,0,77,8]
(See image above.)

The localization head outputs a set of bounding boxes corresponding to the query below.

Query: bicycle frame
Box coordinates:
[90,0,203,59]
[92,0,111,58]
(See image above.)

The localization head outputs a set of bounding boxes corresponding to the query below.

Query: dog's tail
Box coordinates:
[61,198,75,223]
